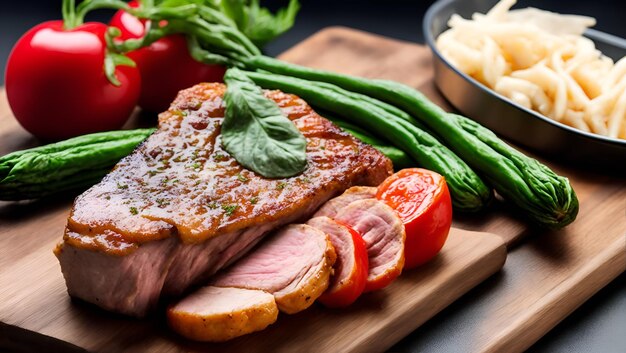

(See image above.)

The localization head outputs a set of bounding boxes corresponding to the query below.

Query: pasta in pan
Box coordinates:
[436,0,626,139]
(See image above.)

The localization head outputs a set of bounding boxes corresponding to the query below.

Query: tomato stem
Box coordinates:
[187,36,237,67]
[62,0,77,29]
[75,0,130,26]
[105,22,172,53]
[65,0,259,85]
[103,27,137,87]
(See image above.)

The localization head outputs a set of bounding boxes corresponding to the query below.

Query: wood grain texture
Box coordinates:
[0,26,624,353]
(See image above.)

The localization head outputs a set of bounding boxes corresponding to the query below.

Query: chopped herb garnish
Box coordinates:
[194,180,202,186]
[222,204,238,216]
[191,150,200,160]
[250,197,258,204]
[207,202,219,209]
[276,182,287,190]
[300,177,311,183]
[189,162,201,169]
[129,207,138,215]
[172,156,182,163]
[156,198,170,207]
[147,170,158,177]
[214,153,227,161]
[237,174,249,182]
[117,182,128,190]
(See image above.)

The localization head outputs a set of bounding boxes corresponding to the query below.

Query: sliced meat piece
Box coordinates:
[335,199,405,292]
[167,286,278,342]
[54,83,392,316]
[313,186,377,218]
[212,224,336,314]
[307,217,368,308]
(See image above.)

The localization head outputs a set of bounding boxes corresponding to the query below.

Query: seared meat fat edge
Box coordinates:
[167,286,279,342]
[54,83,392,316]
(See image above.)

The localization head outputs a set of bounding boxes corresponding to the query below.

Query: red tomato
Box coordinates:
[318,220,368,308]
[376,168,452,269]
[5,21,140,141]
[110,1,226,112]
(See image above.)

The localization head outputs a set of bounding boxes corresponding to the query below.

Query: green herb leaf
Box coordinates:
[237,173,249,182]
[219,0,246,29]
[220,0,300,47]
[222,68,307,178]
[222,204,238,216]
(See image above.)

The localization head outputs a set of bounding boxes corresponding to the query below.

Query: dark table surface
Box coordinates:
[1,1,624,352]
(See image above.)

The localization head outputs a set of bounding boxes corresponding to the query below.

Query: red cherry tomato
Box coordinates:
[5,21,140,141]
[376,168,452,269]
[110,1,226,112]
[318,220,368,308]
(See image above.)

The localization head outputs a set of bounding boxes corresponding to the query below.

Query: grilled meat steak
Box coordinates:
[54,83,392,316]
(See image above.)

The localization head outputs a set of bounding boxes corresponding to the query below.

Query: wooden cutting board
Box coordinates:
[0,30,510,353]
[0,26,624,353]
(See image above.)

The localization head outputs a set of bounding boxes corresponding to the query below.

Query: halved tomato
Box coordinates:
[376,168,452,269]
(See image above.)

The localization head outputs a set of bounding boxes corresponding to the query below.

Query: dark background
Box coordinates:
[0,1,625,352]
[1,0,626,83]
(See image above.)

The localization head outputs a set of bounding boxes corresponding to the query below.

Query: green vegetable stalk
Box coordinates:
[246,56,578,228]
[242,70,492,212]
[0,129,154,200]
[451,114,579,228]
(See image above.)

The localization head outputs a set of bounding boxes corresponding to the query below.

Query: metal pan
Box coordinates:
[423,0,626,172]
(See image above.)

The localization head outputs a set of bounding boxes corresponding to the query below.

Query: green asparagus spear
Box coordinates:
[0,129,154,200]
